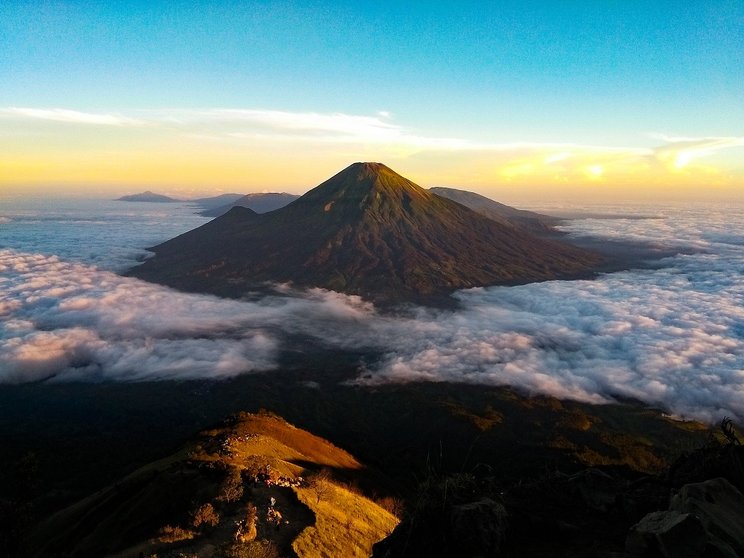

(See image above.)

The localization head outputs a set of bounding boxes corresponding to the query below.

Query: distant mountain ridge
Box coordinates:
[190,193,246,212]
[429,186,560,232]
[200,192,301,217]
[116,190,179,203]
[131,162,602,303]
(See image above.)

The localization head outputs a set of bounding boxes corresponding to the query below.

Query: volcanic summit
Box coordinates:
[131,162,601,302]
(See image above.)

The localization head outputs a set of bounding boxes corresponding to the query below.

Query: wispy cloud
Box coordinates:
[2,106,743,188]
[210,109,402,137]
[649,134,744,170]
[158,108,486,149]
[0,107,147,127]
[170,110,744,179]
[0,106,642,152]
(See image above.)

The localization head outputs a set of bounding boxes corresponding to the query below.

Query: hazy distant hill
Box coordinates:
[132,162,601,303]
[116,190,179,203]
[430,186,561,232]
[190,193,246,212]
[201,192,300,217]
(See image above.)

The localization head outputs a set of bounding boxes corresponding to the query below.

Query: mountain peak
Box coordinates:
[349,161,388,172]
[320,161,417,188]
[132,163,602,303]
[297,162,431,213]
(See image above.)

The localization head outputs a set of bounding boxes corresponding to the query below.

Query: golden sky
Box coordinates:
[3,3,743,203]
[1,108,742,202]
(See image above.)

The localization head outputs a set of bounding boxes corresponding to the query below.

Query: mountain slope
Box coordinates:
[429,186,560,232]
[131,162,601,303]
[201,192,300,217]
[29,411,398,558]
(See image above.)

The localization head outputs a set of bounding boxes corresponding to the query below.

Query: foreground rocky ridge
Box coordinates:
[4,365,740,557]
[24,409,744,558]
[376,426,744,557]
[28,411,398,558]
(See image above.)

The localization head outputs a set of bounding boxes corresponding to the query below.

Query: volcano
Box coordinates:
[131,162,601,303]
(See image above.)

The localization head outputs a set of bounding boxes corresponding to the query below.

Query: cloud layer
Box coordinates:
[2,201,744,422]
[0,249,383,382]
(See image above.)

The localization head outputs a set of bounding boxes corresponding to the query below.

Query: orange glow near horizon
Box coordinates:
[2,154,742,204]
[1,109,743,203]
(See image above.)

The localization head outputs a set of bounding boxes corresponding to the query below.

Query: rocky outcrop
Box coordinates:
[626,510,706,558]
[449,498,508,557]
[626,477,744,558]
[670,477,744,557]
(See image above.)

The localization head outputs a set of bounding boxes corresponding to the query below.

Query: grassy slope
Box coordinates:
[293,483,397,558]
[200,412,398,558]
[0,343,722,556]
[27,411,398,558]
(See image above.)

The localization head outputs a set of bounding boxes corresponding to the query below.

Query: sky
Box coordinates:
[1,0,743,202]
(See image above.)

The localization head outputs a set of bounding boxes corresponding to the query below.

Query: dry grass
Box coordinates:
[228,412,363,470]
[34,411,396,558]
[156,524,196,543]
[218,413,398,557]
[292,482,398,558]
[191,503,220,528]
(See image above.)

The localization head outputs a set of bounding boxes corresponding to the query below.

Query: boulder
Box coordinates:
[625,510,706,557]
[449,498,508,557]
[567,468,619,513]
[670,477,744,558]
[626,477,744,558]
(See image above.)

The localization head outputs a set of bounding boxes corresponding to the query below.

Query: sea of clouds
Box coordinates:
[1,199,743,422]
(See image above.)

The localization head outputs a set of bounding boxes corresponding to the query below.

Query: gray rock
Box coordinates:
[670,477,744,558]
[568,468,620,512]
[449,498,508,557]
[625,509,706,557]
[626,477,744,558]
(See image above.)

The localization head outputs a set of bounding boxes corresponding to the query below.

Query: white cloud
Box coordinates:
[350,204,744,423]
[210,109,401,137]
[4,106,742,180]
[0,249,383,383]
[0,107,146,126]
[649,134,744,170]
[2,201,744,423]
